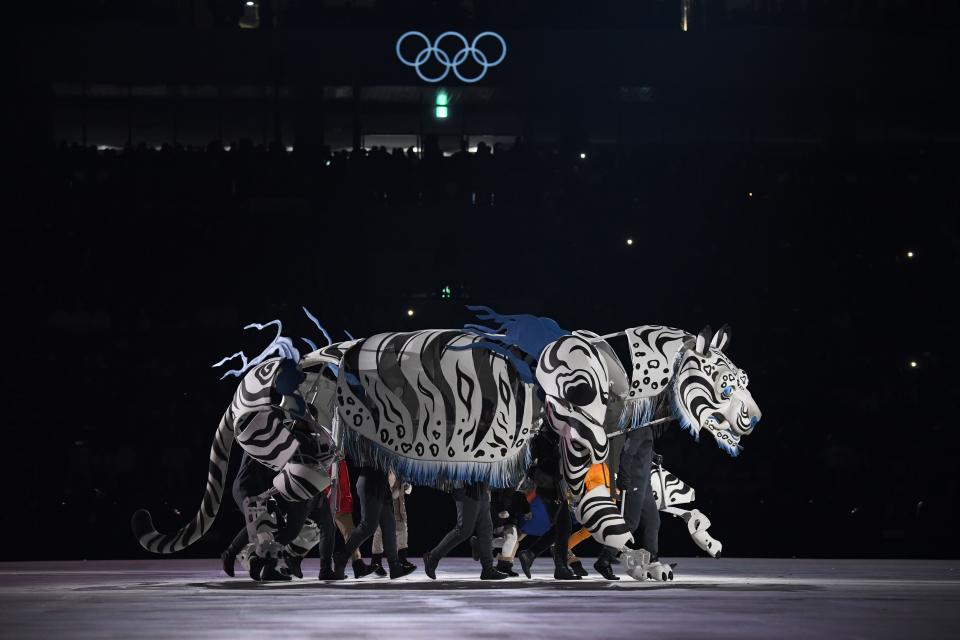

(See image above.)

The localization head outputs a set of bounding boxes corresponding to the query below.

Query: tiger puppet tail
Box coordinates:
[131,411,235,554]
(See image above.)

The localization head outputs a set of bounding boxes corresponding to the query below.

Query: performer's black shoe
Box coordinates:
[318,566,340,580]
[553,565,581,580]
[249,556,264,581]
[593,557,620,581]
[353,558,375,579]
[259,559,292,582]
[387,557,417,579]
[285,554,304,579]
[470,535,480,561]
[480,565,510,580]
[221,550,236,577]
[552,547,580,581]
[423,552,438,580]
[569,560,589,577]
[332,551,348,580]
[370,561,388,577]
[496,560,519,577]
[398,558,417,573]
[518,549,535,579]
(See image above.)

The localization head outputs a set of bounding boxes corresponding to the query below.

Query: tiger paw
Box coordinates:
[644,561,674,582]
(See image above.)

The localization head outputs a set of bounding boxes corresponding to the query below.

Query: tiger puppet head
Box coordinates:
[538,323,762,458]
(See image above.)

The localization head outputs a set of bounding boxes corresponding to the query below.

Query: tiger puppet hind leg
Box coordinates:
[132,325,336,580]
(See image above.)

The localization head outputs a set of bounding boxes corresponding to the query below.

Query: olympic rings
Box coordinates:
[396,31,507,83]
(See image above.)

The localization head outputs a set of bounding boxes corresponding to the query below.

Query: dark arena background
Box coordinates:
[6,1,960,638]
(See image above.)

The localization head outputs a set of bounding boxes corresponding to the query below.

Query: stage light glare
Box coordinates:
[910,361,918,368]
[626,238,634,246]
[748,191,753,197]
[906,251,914,258]
[435,106,448,119]
[580,152,587,159]
[407,309,414,317]
[245,1,255,6]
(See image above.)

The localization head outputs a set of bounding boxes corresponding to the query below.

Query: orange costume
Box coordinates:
[567,463,615,554]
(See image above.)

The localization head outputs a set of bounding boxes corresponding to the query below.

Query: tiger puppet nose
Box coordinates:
[731,388,761,435]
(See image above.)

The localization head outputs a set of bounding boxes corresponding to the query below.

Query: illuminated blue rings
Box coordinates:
[396,31,507,83]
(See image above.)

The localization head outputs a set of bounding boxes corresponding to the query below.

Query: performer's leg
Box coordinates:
[309,495,335,577]
[550,502,578,580]
[225,453,276,577]
[475,486,495,568]
[566,526,593,577]
[434,487,481,558]
[376,484,414,578]
[395,495,410,561]
[335,468,388,577]
[474,485,507,579]
[377,492,398,561]
[372,526,384,556]
[495,525,521,576]
[221,526,248,577]
[637,486,661,559]
[499,526,520,561]
[527,526,557,556]
[567,526,592,554]
[275,499,312,547]
[619,428,655,538]
[370,526,387,576]
[517,488,558,578]
[424,486,480,579]
[335,512,363,561]
[241,494,289,582]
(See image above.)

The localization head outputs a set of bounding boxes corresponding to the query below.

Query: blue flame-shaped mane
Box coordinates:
[449,305,569,384]
[214,307,346,379]
[300,306,334,351]
[212,319,300,379]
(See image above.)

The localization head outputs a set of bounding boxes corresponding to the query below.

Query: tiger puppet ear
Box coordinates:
[709,324,731,352]
[694,325,713,356]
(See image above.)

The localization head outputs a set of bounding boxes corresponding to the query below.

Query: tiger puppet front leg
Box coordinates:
[650,457,723,559]
[535,335,641,578]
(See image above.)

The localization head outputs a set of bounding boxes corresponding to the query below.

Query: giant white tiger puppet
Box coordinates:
[132,306,761,581]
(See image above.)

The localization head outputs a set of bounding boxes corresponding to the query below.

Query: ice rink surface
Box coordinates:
[1,557,959,639]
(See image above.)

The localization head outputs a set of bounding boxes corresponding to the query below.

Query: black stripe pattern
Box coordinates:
[335,330,538,474]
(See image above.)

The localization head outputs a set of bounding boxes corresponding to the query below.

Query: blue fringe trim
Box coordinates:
[716,439,742,458]
[341,424,532,490]
[617,397,658,432]
[671,392,700,443]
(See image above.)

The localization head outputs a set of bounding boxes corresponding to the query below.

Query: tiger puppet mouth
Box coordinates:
[703,413,743,457]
